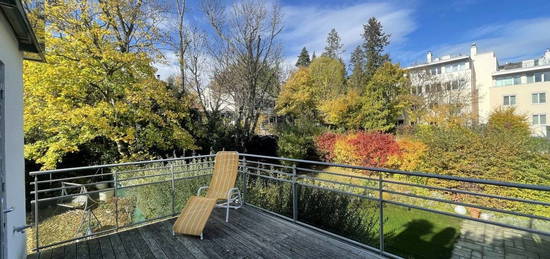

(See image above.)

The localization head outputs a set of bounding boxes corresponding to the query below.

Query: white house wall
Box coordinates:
[0,11,26,259]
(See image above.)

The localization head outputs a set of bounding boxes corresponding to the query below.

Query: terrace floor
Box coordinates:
[28,206,380,259]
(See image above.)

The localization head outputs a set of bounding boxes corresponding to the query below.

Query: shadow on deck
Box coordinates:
[28,206,380,258]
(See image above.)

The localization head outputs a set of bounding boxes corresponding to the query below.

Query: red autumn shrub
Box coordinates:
[314,132,340,161]
[346,132,400,167]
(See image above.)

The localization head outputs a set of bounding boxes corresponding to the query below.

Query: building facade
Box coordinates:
[0,1,43,258]
[406,44,550,137]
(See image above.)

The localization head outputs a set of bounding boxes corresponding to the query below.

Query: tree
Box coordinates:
[355,63,409,131]
[202,0,283,149]
[309,56,346,97]
[311,51,317,60]
[362,17,390,80]
[296,47,311,67]
[24,0,195,169]
[276,67,316,119]
[348,45,365,89]
[322,28,343,59]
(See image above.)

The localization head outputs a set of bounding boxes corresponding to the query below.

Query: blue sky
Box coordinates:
[156,0,550,78]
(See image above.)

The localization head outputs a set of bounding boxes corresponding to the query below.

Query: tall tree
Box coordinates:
[296,47,311,67]
[348,45,365,89]
[24,0,195,169]
[311,51,317,60]
[174,0,190,96]
[356,63,409,131]
[202,0,283,149]
[322,28,343,59]
[362,17,390,80]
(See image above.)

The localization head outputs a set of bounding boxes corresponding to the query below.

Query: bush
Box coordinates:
[387,138,428,172]
[318,131,400,168]
[276,119,324,161]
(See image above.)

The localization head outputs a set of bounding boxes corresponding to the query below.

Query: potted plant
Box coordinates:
[468,207,481,218]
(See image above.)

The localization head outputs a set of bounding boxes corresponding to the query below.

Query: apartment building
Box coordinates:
[405,44,550,137]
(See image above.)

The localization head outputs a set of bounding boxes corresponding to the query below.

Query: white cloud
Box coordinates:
[280,2,416,63]
[417,18,550,65]
[153,51,179,80]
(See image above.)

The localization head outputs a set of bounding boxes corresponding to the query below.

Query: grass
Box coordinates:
[383,205,462,259]
[316,166,463,259]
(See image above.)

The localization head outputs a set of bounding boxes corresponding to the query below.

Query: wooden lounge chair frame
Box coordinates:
[173,151,242,239]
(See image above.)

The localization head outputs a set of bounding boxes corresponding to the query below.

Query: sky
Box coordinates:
[155,0,550,79]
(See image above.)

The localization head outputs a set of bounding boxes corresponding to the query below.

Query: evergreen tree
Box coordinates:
[322,28,343,59]
[311,51,317,60]
[296,47,311,67]
[348,45,365,89]
[362,17,390,79]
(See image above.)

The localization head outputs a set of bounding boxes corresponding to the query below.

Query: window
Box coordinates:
[503,95,516,106]
[532,93,546,104]
[533,114,547,125]
[535,72,543,82]
[544,71,550,82]
[496,76,521,86]
[527,73,534,83]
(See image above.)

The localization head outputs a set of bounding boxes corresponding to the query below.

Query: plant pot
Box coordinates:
[95,183,109,190]
[99,190,115,202]
[468,207,481,218]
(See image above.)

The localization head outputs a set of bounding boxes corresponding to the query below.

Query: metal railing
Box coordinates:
[29,153,550,258]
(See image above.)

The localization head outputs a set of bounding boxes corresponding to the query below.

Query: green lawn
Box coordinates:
[383,204,462,259]
[316,166,463,259]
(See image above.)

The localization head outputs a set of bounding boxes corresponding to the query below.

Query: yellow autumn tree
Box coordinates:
[24,0,195,169]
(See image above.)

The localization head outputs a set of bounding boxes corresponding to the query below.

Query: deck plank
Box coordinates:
[75,240,90,259]
[87,237,102,259]
[124,229,156,259]
[27,205,380,259]
[137,225,169,259]
[109,233,130,259]
[160,220,222,259]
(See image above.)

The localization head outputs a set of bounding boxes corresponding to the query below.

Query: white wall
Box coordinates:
[471,52,498,123]
[0,12,27,259]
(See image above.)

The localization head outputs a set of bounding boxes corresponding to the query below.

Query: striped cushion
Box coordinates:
[206,151,239,200]
[173,196,217,236]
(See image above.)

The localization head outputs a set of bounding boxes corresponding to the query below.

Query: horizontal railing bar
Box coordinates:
[31,180,114,194]
[31,174,212,203]
[241,160,295,170]
[239,153,550,191]
[383,189,550,221]
[245,171,293,183]
[382,178,550,207]
[297,174,379,192]
[296,166,379,182]
[117,173,212,191]
[384,199,550,236]
[244,166,294,177]
[29,154,216,175]
[117,167,213,183]
[114,160,214,175]
[32,172,115,185]
[297,182,380,202]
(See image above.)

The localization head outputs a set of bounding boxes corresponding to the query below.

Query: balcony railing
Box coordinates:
[29,153,550,258]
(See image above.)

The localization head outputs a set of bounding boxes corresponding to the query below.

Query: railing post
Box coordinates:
[114,169,119,231]
[378,173,384,255]
[170,163,176,216]
[292,164,298,222]
[34,175,40,254]
[241,156,247,204]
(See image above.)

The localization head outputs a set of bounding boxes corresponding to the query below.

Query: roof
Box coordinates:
[405,56,470,70]
[493,63,550,77]
[0,0,45,61]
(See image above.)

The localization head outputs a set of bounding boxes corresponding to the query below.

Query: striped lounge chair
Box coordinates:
[173,151,242,239]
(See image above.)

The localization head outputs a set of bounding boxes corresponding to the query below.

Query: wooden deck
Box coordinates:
[28,206,380,258]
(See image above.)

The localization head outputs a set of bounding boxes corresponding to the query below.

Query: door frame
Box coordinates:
[0,59,6,259]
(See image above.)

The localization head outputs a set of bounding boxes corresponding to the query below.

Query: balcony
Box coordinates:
[27,154,550,258]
